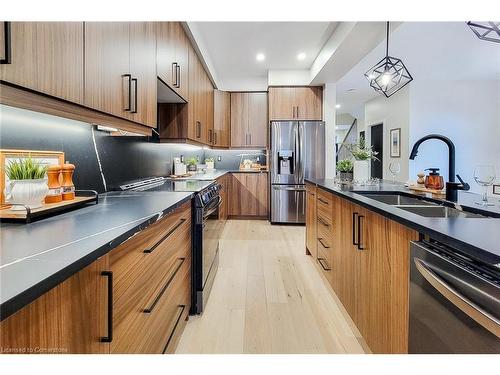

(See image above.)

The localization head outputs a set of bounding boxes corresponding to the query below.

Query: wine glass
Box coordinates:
[474,165,496,206]
[389,161,401,184]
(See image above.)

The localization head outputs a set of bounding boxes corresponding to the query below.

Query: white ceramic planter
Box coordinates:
[7,179,49,210]
[353,160,370,184]
[206,161,214,170]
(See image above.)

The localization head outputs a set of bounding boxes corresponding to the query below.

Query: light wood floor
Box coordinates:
[176,220,368,354]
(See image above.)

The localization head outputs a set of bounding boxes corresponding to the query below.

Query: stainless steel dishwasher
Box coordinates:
[409,240,500,353]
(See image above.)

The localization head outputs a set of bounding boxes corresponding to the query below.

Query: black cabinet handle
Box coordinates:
[0,22,11,64]
[122,74,132,111]
[162,305,186,354]
[172,62,178,87]
[100,271,113,343]
[357,214,365,250]
[317,258,331,271]
[352,212,359,246]
[214,131,217,145]
[176,64,181,88]
[317,197,329,205]
[131,78,138,114]
[143,258,185,313]
[318,237,330,249]
[208,129,213,143]
[196,121,201,138]
[317,217,329,227]
[144,218,186,254]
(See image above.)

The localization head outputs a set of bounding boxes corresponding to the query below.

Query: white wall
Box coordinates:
[364,86,411,181]
[267,70,311,86]
[323,83,336,178]
[409,80,500,195]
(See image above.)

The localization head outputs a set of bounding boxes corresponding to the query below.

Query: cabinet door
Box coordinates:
[214,90,230,148]
[0,256,111,354]
[129,22,157,127]
[205,73,214,145]
[0,22,84,104]
[187,44,199,141]
[295,86,322,120]
[228,173,268,217]
[84,22,131,121]
[268,87,295,120]
[248,92,268,147]
[305,183,317,258]
[230,92,249,147]
[174,22,189,100]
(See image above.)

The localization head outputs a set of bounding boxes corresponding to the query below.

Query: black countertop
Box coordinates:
[306,178,500,270]
[0,190,194,321]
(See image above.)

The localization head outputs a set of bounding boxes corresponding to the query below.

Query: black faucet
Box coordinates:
[409,134,469,202]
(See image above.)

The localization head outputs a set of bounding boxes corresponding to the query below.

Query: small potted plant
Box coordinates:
[336,159,354,182]
[186,157,198,172]
[348,138,379,183]
[205,157,215,171]
[4,156,49,210]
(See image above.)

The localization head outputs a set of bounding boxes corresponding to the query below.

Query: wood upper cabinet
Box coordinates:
[0,22,84,104]
[230,92,268,148]
[0,255,111,354]
[213,90,230,148]
[0,22,7,62]
[205,73,214,145]
[84,22,157,128]
[157,22,189,100]
[269,86,323,121]
[84,22,132,121]
[129,22,157,127]
[305,182,317,259]
[228,172,268,217]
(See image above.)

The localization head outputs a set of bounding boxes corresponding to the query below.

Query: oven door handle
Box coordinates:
[203,196,222,219]
[414,258,500,337]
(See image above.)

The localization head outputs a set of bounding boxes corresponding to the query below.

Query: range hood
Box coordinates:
[157,77,187,104]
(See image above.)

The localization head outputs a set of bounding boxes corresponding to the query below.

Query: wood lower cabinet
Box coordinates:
[217,174,229,220]
[230,92,268,148]
[305,182,317,258]
[228,172,268,218]
[307,187,418,353]
[213,90,230,148]
[0,22,84,104]
[0,255,111,354]
[269,86,323,121]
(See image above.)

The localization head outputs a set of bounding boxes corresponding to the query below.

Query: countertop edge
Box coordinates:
[0,194,193,322]
[306,179,500,268]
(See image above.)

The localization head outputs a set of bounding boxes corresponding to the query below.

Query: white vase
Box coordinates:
[206,161,214,170]
[353,160,370,184]
[7,179,49,210]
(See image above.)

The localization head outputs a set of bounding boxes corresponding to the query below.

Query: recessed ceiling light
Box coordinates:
[297,52,306,60]
[256,53,265,62]
[335,104,341,109]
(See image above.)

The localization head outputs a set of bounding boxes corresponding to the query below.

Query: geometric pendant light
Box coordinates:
[364,22,413,98]
[467,22,500,43]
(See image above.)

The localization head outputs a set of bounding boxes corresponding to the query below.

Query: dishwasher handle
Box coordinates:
[414,257,500,338]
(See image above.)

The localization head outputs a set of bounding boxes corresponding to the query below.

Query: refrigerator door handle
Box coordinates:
[272,185,306,192]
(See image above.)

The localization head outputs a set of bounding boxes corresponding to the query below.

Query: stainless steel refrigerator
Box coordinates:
[270,121,325,224]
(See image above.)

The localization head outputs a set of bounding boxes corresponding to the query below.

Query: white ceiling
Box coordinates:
[191,22,338,91]
[336,22,500,116]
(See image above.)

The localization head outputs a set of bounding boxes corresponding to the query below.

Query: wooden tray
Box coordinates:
[0,190,98,223]
[408,185,446,196]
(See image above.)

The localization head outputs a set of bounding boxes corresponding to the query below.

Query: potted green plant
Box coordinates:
[186,157,198,172]
[4,156,49,210]
[348,138,379,183]
[336,159,354,182]
[205,157,215,171]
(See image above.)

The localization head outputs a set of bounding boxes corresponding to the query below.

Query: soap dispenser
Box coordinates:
[424,168,444,190]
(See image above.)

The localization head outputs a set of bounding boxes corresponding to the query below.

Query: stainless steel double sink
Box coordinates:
[357,192,498,219]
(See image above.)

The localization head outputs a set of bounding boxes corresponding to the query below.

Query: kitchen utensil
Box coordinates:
[45,165,62,203]
[424,168,444,190]
[61,162,75,200]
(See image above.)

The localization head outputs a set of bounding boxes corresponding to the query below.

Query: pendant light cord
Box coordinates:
[386,21,390,56]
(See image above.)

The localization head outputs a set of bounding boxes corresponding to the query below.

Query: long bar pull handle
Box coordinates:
[214,131,217,145]
[317,197,329,205]
[143,258,185,313]
[317,217,329,228]
[317,258,331,271]
[144,218,186,254]
[318,238,330,249]
[122,74,132,111]
[176,65,181,88]
[1,22,11,64]
[296,106,299,119]
[172,62,178,87]
[196,121,201,138]
[414,258,500,337]
[357,214,365,250]
[131,78,138,114]
[352,212,359,246]
[162,305,186,354]
[100,271,113,343]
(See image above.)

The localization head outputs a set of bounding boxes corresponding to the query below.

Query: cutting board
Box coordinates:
[408,185,446,196]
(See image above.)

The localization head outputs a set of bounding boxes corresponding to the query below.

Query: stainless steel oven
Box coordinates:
[409,240,500,353]
[192,182,224,314]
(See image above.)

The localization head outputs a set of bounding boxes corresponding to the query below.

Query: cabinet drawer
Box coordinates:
[317,211,333,232]
[316,189,333,221]
[110,201,191,286]
[317,238,333,274]
[111,253,191,353]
